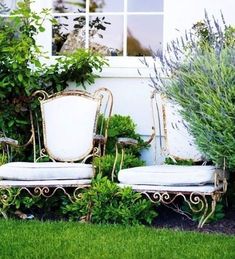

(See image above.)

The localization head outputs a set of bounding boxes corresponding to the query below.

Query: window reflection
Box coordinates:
[0,0,18,14]
[53,0,85,13]
[128,0,163,12]
[52,16,86,55]
[127,15,163,56]
[52,15,124,56]
[89,15,123,56]
[89,0,124,12]
[51,0,164,57]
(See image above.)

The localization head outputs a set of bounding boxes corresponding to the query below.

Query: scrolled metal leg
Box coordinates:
[198,193,222,228]
[72,185,90,202]
[20,186,90,203]
[0,187,21,218]
[141,191,218,228]
[111,144,119,182]
[0,185,91,219]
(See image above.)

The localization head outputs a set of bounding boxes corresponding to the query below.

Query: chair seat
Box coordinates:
[0,162,93,181]
[118,165,221,186]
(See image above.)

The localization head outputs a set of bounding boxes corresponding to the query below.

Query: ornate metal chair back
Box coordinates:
[151,91,202,162]
[34,89,113,162]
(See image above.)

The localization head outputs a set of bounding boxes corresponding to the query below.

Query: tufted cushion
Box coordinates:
[0,162,93,181]
[118,165,221,186]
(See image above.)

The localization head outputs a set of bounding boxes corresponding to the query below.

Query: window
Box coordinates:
[52,0,164,57]
[1,0,164,60]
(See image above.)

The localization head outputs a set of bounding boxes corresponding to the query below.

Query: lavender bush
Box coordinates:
[150,13,235,170]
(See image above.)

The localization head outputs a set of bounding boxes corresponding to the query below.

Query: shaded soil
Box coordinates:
[153,205,235,235]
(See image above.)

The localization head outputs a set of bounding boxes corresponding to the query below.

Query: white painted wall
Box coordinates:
[32,0,235,165]
[86,78,165,165]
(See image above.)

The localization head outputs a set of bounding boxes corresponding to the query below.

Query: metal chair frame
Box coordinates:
[115,90,227,228]
[0,88,113,218]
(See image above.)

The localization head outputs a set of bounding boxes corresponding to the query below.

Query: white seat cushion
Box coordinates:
[118,165,221,186]
[0,162,93,181]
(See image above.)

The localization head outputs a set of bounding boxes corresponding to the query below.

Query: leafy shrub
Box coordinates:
[182,201,225,223]
[94,153,145,180]
[150,13,235,171]
[164,157,194,166]
[0,188,70,220]
[41,49,107,91]
[104,114,148,156]
[95,114,148,180]
[0,178,157,225]
[0,0,107,162]
[0,1,48,160]
[0,153,8,165]
[62,175,158,225]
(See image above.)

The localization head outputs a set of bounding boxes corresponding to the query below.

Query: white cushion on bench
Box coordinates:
[118,165,221,186]
[0,162,93,180]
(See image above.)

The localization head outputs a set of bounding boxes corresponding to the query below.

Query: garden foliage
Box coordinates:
[94,114,148,181]
[0,0,106,161]
[150,12,235,170]
[0,1,154,223]
[0,176,157,225]
[0,1,48,160]
[61,175,157,225]
[41,49,107,91]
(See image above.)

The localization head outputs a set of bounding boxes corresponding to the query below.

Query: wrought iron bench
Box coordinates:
[0,88,113,217]
[115,91,227,228]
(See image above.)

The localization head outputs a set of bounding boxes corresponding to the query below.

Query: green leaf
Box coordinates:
[39,26,45,32]
[7,120,14,127]
[17,74,23,82]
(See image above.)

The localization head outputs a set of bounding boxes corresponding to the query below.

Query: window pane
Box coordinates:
[89,0,124,12]
[52,15,86,55]
[128,0,163,12]
[53,0,85,13]
[127,15,163,56]
[89,15,123,56]
[0,0,20,14]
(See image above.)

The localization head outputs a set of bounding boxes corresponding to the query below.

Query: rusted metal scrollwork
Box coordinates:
[0,185,90,218]
[0,188,21,218]
[72,186,90,201]
[32,90,49,101]
[19,186,90,203]
[36,148,54,162]
[141,191,222,228]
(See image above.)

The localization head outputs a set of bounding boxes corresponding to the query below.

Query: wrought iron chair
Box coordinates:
[0,88,113,215]
[115,90,227,228]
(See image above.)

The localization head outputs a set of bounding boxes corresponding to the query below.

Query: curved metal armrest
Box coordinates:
[0,134,34,148]
[144,126,156,145]
[214,169,228,193]
[117,126,155,147]
[0,137,19,146]
[93,134,106,145]
[117,137,138,146]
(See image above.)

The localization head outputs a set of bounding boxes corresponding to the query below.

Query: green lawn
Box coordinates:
[0,220,234,259]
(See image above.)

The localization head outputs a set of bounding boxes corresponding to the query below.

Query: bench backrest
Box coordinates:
[151,91,202,161]
[40,91,100,162]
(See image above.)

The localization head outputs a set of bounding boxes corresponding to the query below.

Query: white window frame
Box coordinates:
[0,0,163,77]
[31,1,164,69]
